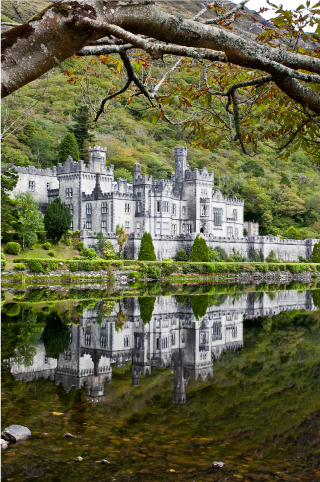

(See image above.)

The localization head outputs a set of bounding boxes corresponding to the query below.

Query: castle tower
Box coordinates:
[174,146,188,193]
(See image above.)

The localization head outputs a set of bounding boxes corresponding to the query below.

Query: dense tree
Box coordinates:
[44,197,72,244]
[70,105,95,160]
[138,296,156,324]
[189,295,210,320]
[114,168,133,183]
[138,232,157,261]
[58,132,80,163]
[1,163,19,234]
[312,242,320,263]
[189,235,209,262]
[15,191,44,248]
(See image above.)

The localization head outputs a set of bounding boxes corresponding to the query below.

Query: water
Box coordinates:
[2,284,320,481]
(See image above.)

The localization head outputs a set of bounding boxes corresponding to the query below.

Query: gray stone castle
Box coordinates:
[13,145,244,237]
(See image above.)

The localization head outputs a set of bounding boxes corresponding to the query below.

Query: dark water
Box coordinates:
[2,284,320,481]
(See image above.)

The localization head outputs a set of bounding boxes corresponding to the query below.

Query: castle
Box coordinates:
[13,145,245,237]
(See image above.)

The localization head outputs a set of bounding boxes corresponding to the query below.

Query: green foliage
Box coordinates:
[82,247,98,259]
[116,224,128,259]
[96,231,105,253]
[103,240,117,260]
[48,250,55,257]
[254,250,263,262]
[6,242,21,255]
[189,295,210,320]
[1,164,19,234]
[43,242,51,250]
[285,226,300,239]
[128,271,140,280]
[28,259,44,273]
[242,160,265,177]
[42,313,70,359]
[58,132,79,163]
[44,197,72,243]
[138,297,156,324]
[70,105,94,160]
[1,250,6,270]
[176,249,188,261]
[215,246,228,261]
[312,242,320,263]
[189,235,209,262]
[114,168,133,182]
[147,265,161,279]
[15,191,44,249]
[244,228,249,236]
[76,241,84,252]
[65,239,71,246]
[14,263,26,271]
[5,303,21,317]
[265,250,278,263]
[138,232,156,261]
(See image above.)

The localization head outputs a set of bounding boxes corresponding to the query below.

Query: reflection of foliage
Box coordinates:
[42,313,70,359]
[138,297,156,324]
[115,301,127,332]
[176,295,187,306]
[95,299,115,324]
[112,361,132,375]
[103,300,115,317]
[189,295,209,320]
[312,290,320,309]
[56,383,78,410]
[209,294,227,307]
[5,303,21,317]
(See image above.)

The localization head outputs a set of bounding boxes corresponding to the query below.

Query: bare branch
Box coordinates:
[204,0,249,24]
[94,76,132,121]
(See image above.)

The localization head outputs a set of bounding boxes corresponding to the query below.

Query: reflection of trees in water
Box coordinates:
[138,297,156,324]
[312,290,320,309]
[56,383,77,410]
[42,313,70,359]
[189,295,209,320]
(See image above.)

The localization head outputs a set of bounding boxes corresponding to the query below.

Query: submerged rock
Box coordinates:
[1,425,31,443]
[1,438,9,449]
[63,433,76,438]
[212,461,225,468]
[101,459,110,465]
[76,456,83,461]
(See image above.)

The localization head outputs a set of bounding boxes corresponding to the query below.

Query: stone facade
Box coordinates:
[10,289,316,403]
[12,145,244,236]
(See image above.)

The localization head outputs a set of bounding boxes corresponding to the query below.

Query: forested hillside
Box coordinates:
[1,0,320,239]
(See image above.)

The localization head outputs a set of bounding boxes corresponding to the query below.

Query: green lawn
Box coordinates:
[2,241,78,270]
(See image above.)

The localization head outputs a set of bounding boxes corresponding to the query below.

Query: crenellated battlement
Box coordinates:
[15,165,57,176]
[185,167,214,182]
[56,155,114,176]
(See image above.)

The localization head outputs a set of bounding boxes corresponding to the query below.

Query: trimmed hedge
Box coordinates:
[6,242,21,255]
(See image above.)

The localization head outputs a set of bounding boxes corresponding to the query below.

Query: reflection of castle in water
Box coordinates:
[10,290,315,403]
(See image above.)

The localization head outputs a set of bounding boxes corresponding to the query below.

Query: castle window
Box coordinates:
[163,201,169,213]
[100,336,106,348]
[163,222,169,234]
[201,204,209,216]
[66,187,73,198]
[136,222,141,235]
[85,334,91,346]
[212,322,222,340]
[137,201,142,213]
[183,224,192,233]
[156,201,161,213]
[101,202,107,214]
[172,204,176,215]
[125,221,130,232]
[101,221,107,232]
[86,203,92,215]
[46,183,50,190]
[213,208,222,226]
[182,206,186,215]
[44,355,49,364]
[235,228,239,237]
[124,336,130,347]
[171,333,175,345]
[156,222,161,235]
[28,180,35,191]
[86,221,92,229]
[172,224,177,235]
[125,203,131,213]
[70,221,73,230]
[233,209,237,220]
[227,226,233,237]
[68,204,73,215]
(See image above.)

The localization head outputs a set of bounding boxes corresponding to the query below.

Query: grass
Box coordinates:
[2,241,79,270]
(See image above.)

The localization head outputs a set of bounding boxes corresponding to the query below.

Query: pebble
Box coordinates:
[63,433,76,438]
[76,456,83,461]
[101,459,110,465]
[212,461,225,468]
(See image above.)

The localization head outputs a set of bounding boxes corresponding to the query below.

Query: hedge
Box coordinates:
[6,242,21,255]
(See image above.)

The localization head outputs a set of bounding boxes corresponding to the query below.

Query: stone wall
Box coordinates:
[81,230,319,262]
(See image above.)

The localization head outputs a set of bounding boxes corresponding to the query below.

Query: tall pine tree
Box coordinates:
[138,232,156,261]
[44,198,72,243]
[189,234,209,262]
[312,241,320,263]
[58,132,80,163]
[70,105,95,161]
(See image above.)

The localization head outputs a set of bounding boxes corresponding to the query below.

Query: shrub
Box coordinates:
[176,249,188,261]
[44,197,72,243]
[76,241,84,252]
[147,265,161,279]
[298,256,309,263]
[5,303,21,317]
[65,239,71,246]
[128,272,140,280]
[255,263,269,272]
[48,250,55,257]
[215,246,228,261]
[244,228,249,236]
[103,240,117,260]
[254,249,263,262]
[43,242,51,250]
[138,232,157,261]
[189,235,209,262]
[6,242,21,255]
[208,247,222,262]
[1,249,6,270]
[138,297,156,324]
[28,259,44,273]
[82,247,98,259]
[312,242,320,263]
[14,263,26,270]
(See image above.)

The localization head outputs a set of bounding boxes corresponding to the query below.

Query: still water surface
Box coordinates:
[2,285,320,481]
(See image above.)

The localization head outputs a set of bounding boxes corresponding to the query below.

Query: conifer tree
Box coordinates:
[70,105,95,160]
[58,132,80,163]
[138,232,156,261]
[44,198,72,243]
[312,241,320,263]
[189,234,209,262]
[138,296,156,324]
